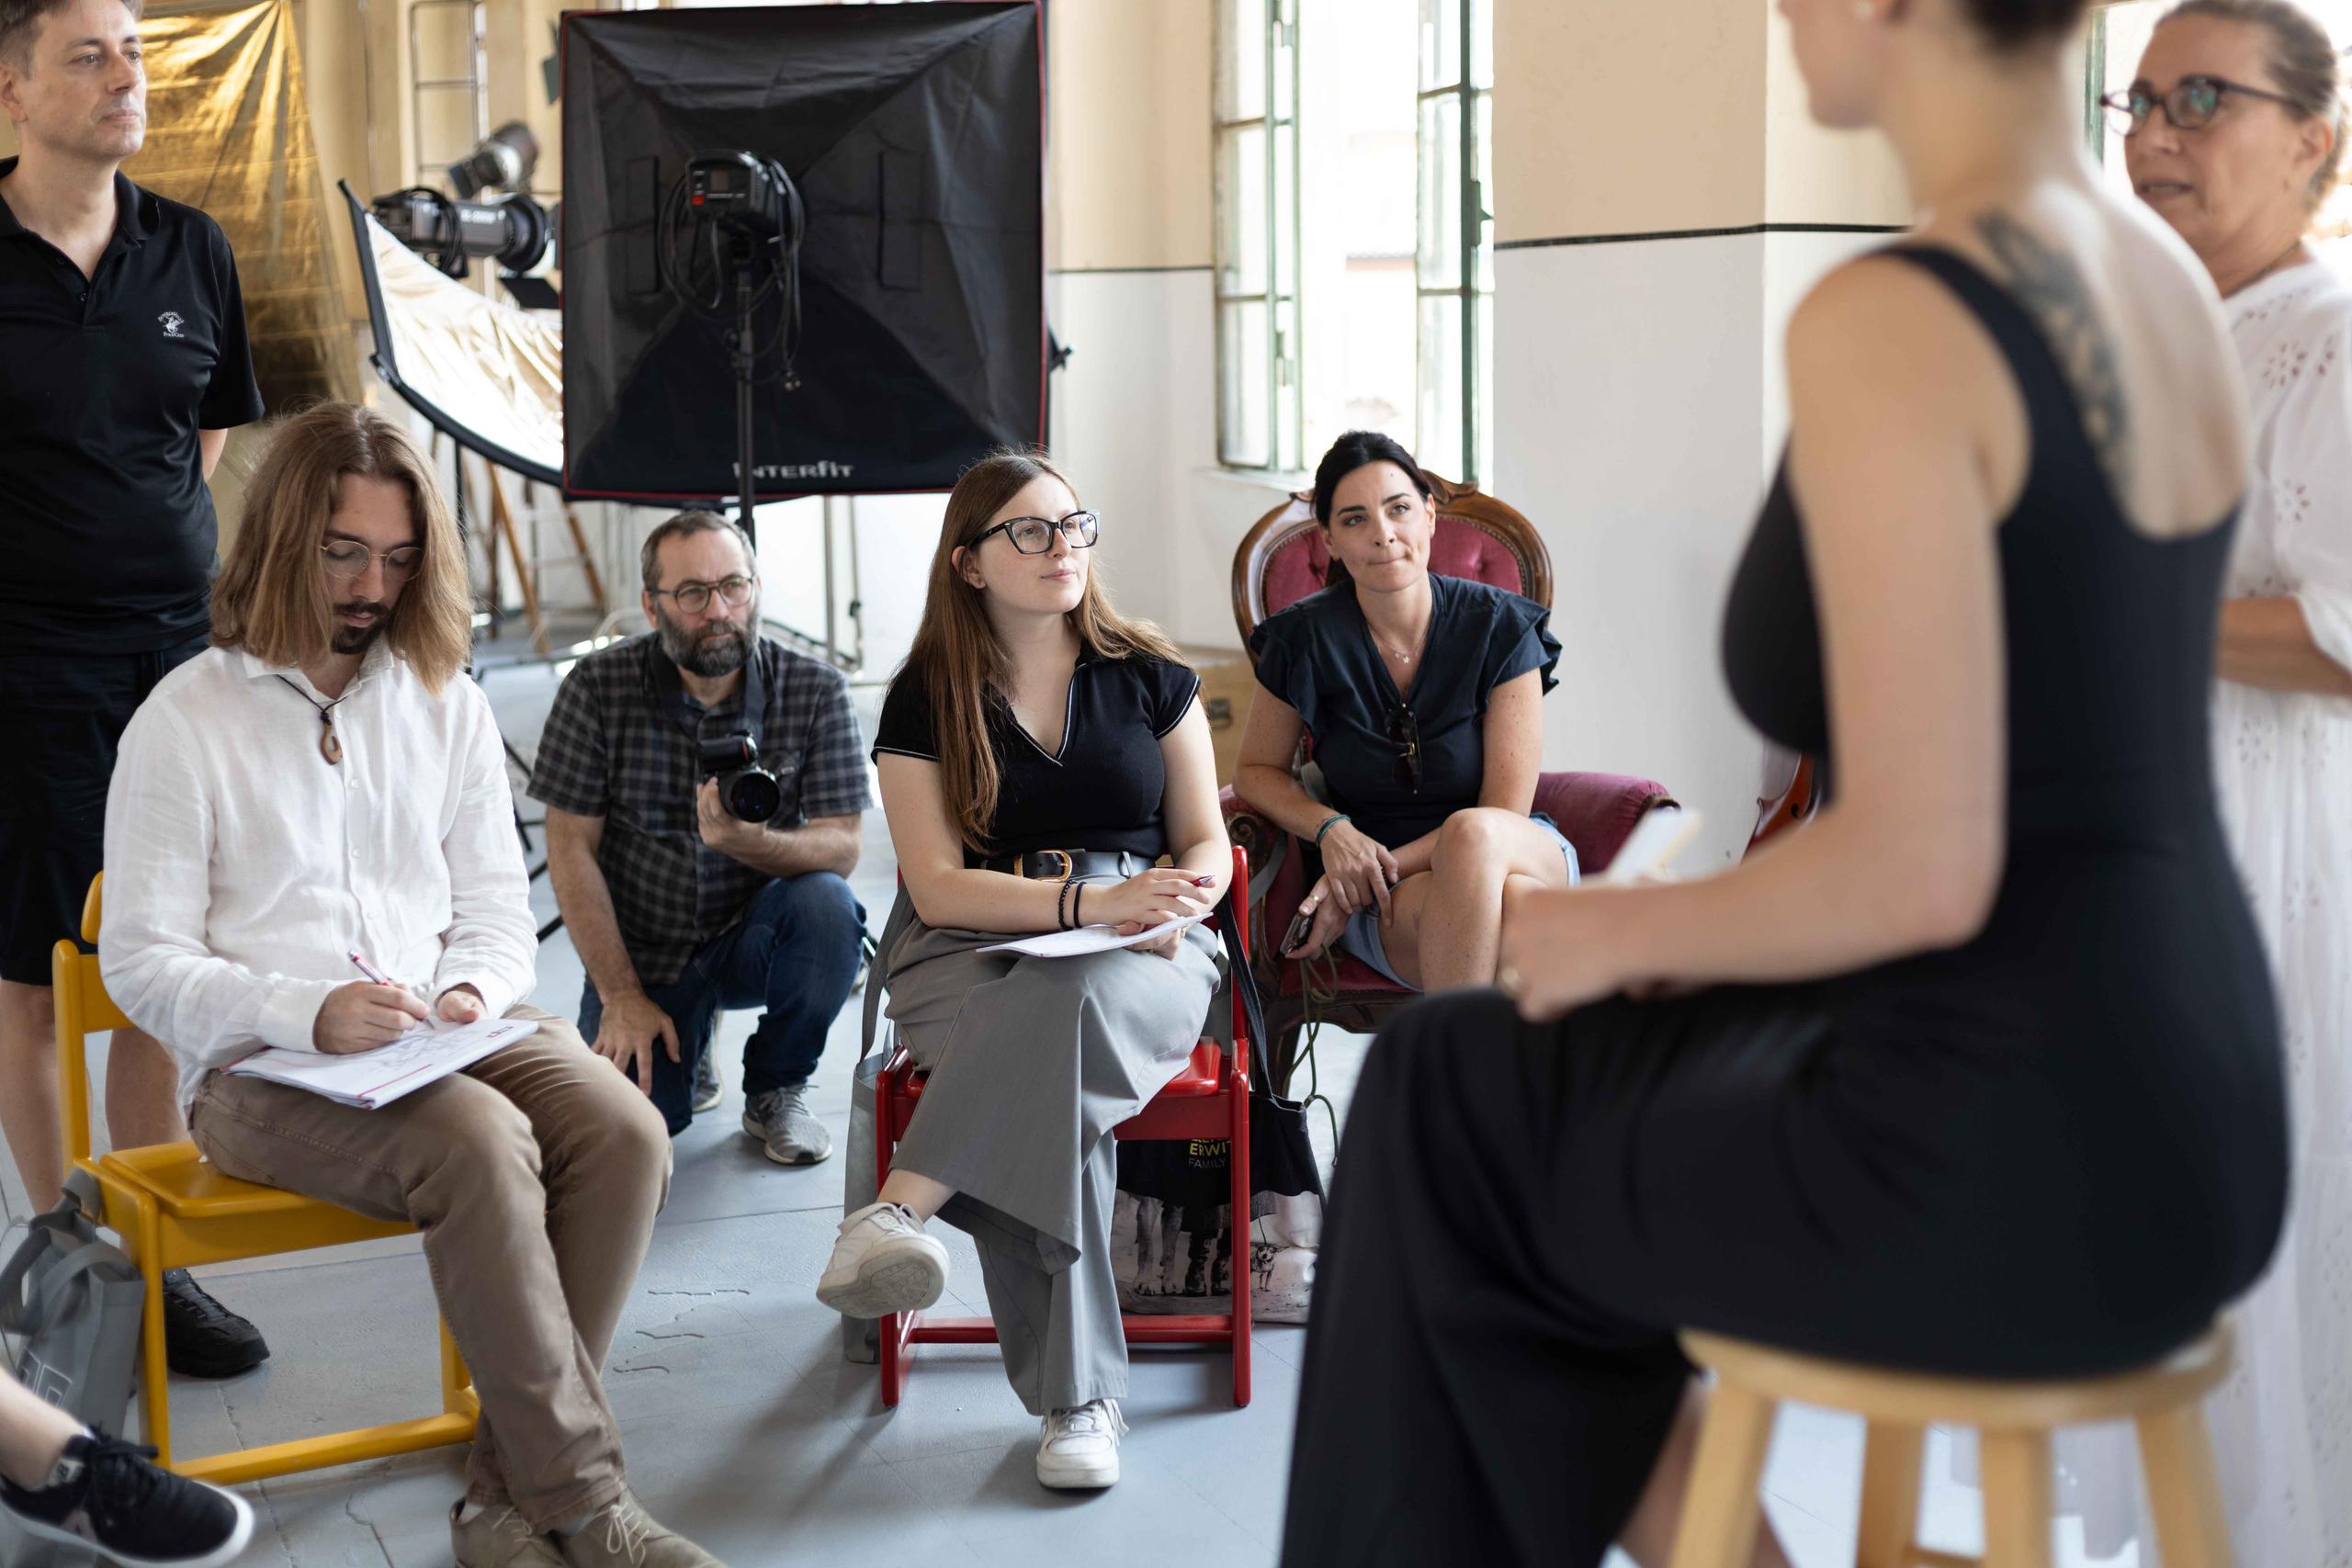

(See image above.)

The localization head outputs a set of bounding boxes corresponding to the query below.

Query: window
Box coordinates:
[1215,0,1304,472]
[1416,0,1492,485]
[1215,0,1491,480]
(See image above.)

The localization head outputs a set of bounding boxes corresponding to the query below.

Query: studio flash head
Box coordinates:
[369,186,552,281]
[685,152,798,243]
[450,121,541,199]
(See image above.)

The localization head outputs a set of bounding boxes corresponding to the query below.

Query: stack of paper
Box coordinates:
[978,908,1216,959]
[226,1015,539,1109]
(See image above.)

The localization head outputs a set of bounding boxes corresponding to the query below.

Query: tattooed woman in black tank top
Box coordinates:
[1278,1,2284,1564]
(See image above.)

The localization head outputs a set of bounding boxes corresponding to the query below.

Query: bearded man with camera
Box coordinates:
[532,510,870,1157]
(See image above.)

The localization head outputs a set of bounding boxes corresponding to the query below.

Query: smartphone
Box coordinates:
[1281,904,1319,955]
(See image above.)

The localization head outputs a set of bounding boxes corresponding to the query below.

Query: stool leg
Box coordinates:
[2137,1406,2233,1568]
[1855,1422,1925,1568]
[1978,1429,2053,1568]
[1668,1384,1777,1568]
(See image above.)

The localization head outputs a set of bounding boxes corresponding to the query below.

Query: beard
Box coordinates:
[331,600,392,656]
[656,604,754,677]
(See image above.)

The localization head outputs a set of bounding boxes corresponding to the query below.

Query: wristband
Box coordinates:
[1073,884,1086,928]
[1314,813,1351,848]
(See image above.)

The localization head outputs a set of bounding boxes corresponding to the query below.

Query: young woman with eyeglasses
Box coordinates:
[1280,0,2288,1561]
[1234,430,1574,995]
[818,451,1229,1492]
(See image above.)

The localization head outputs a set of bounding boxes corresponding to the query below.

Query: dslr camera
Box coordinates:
[698,732,783,824]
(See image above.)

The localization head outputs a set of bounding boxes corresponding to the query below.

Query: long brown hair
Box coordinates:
[210,404,470,694]
[902,450,1181,852]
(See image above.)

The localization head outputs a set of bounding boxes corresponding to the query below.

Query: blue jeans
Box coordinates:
[580,872,866,1134]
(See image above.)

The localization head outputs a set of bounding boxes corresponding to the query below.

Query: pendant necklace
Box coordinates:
[276,676,346,764]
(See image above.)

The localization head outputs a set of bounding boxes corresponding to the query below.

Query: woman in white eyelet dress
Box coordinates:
[2047,6,2352,1561]
[2182,248,2352,1568]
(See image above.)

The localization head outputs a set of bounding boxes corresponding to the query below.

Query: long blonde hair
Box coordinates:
[902,450,1181,852]
[210,404,470,694]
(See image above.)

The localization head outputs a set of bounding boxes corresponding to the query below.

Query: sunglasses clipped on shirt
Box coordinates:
[972,511,1101,555]
[2102,74,2301,137]
[1385,702,1422,795]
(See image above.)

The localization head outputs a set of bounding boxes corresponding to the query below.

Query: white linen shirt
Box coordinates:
[100,644,537,1111]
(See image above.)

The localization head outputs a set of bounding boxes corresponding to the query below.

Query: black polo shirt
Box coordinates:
[0,159,265,654]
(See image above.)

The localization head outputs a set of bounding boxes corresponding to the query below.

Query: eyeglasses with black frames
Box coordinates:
[650,574,757,615]
[321,540,424,585]
[972,510,1101,555]
[1385,702,1422,795]
[2103,75,2301,136]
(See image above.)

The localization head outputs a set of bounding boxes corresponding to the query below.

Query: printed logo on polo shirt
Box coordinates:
[157,311,186,338]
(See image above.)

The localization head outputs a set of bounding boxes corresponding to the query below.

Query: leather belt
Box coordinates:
[981,849,1150,882]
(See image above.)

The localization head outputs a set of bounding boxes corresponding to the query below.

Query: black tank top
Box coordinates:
[1719,245,2286,1310]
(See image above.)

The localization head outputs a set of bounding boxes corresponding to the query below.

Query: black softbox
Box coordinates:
[561,3,1045,502]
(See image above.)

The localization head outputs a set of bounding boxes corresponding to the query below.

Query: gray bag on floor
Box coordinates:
[0,1170,143,1437]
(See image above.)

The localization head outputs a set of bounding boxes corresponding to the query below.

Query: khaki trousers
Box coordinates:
[188,1007,671,1528]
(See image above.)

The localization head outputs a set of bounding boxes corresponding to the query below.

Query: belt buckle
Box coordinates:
[1030,850,1073,881]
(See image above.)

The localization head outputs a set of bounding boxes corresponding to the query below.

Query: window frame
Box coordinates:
[1214,0,1306,473]
[1414,0,1492,486]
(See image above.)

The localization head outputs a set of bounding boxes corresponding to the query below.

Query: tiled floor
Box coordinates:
[0,655,2137,1568]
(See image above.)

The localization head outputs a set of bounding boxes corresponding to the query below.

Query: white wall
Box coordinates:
[1492,236,1773,870]
[1047,266,1296,651]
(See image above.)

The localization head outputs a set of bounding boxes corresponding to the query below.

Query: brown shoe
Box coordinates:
[451,1499,567,1568]
[554,1488,724,1568]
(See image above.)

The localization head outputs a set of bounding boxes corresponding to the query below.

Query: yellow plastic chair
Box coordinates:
[52,874,477,1484]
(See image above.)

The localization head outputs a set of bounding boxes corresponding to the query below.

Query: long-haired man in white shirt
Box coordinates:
[99,404,724,1568]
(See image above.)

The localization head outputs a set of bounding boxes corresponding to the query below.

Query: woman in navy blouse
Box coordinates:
[1236,431,1570,991]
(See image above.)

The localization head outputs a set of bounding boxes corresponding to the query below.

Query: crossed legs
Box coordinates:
[1379,808,1575,993]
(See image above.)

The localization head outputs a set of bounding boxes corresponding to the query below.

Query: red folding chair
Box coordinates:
[875,844,1255,1409]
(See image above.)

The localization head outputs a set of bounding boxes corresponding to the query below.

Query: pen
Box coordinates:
[348,950,395,987]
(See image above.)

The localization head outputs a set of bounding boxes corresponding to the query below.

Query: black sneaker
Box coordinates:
[0,1428,254,1568]
[160,1269,269,1379]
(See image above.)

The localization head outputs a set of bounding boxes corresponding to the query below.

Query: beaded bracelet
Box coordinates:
[1057,877,1075,931]
[1314,813,1351,848]
[1073,884,1086,927]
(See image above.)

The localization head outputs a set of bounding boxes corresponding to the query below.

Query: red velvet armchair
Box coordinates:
[1218,474,1678,1095]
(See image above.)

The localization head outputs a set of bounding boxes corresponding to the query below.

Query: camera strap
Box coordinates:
[643,637,767,755]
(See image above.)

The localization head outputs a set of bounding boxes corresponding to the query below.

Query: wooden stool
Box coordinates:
[1668,1324,2235,1568]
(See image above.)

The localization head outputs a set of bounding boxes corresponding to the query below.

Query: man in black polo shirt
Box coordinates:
[0,0,268,1378]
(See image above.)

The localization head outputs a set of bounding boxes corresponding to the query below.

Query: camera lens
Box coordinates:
[723,768,783,824]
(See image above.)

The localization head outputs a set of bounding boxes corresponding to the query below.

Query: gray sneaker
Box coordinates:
[743,1084,831,1165]
[690,1046,723,1114]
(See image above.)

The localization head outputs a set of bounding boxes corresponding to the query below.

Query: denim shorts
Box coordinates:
[1335,812,1579,992]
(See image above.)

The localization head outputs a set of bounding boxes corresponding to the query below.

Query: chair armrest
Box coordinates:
[1533,772,1678,876]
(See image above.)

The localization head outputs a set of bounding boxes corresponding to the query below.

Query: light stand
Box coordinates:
[732,254,759,540]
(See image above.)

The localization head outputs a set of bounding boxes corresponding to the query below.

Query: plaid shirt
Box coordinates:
[528,633,874,986]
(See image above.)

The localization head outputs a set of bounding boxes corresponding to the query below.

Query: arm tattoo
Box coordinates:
[1974,211,2135,500]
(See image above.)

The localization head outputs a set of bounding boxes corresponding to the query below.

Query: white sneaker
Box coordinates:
[1035,1399,1126,1490]
[815,1201,949,1318]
